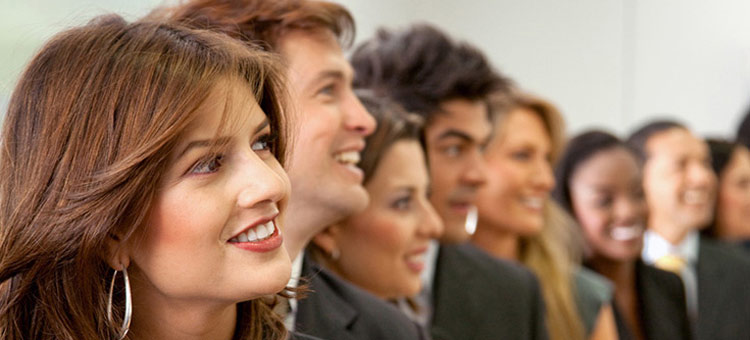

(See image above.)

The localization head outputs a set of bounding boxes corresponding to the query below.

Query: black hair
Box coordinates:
[552,130,630,214]
[626,120,686,165]
[706,138,740,176]
[350,23,511,123]
[355,90,424,185]
[736,106,750,148]
[703,138,742,238]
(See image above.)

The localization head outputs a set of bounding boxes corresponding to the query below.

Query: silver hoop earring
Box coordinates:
[107,267,132,340]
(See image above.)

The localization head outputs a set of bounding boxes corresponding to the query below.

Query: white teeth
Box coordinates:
[521,197,544,209]
[230,221,276,243]
[610,224,644,241]
[237,232,248,242]
[247,228,258,241]
[683,190,707,205]
[335,151,360,165]
[255,225,269,239]
[406,253,425,263]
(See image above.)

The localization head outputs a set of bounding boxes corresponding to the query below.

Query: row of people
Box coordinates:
[2,0,750,339]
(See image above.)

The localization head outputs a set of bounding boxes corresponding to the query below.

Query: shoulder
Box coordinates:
[636,261,686,309]
[575,267,613,303]
[698,238,750,272]
[297,257,422,340]
[638,261,684,289]
[431,243,548,340]
[440,243,539,285]
[288,332,326,340]
[574,267,613,335]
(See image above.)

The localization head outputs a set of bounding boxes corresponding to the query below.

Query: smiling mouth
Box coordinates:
[610,224,644,241]
[405,251,427,273]
[334,150,361,166]
[520,197,544,210]
[230,220,277,243]
[683,189,709,205]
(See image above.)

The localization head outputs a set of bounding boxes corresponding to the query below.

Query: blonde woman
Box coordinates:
[472,92,618,340]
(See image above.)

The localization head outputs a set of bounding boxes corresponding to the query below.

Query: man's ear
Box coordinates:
[311,224,343,256]
[104,233,131,271]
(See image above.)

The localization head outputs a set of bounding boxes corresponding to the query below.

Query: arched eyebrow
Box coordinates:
[436,129,474,143]
[176,118,269,160]
[177,137,232,159]
[255,119,269,132]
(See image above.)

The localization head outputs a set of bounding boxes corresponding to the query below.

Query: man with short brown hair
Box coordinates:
[158,1,424,338]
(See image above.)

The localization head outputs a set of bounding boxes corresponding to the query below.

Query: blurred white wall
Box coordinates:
[0,0,165,114]
[2,0,750,138]
[337,0,750,138]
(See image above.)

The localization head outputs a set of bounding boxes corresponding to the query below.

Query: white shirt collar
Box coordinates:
[642,229,700,264]
[288,253,304,290]
[283,253,304,330]
[420,240,440,294]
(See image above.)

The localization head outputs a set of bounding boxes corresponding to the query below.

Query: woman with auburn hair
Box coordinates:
[553,130,691,340]
[0,15,295,340]
[310,91,442,318]
[472,92,619,340]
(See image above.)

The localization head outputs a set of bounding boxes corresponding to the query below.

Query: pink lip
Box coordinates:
[334,140,366,154]
[449,202,471,215]
[227,212,282,253]
[229,220,283,253]
[405,246,429,274]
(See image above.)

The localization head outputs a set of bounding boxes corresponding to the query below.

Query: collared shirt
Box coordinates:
[642,230,700,323]
[284,254,304,331]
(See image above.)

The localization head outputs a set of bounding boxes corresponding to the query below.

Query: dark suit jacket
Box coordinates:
[289,332,325,340]
[430,243,549,340]
[695,238,750,340]
[612,261,692,340]
[295,254,425,340]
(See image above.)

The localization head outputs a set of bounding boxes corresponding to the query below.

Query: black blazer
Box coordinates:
[695,238,750,340]
[289,332,325,340]
[612,261,692,340]
[430,243,549,340]
[295,254,425,340]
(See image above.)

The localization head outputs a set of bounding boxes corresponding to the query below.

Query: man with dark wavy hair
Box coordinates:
[157,1,425,338]
[351,24,549,340]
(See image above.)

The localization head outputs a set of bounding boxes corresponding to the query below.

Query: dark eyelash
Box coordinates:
[188,154,224,175]
[259,133,278,150]
[318,83,336,95]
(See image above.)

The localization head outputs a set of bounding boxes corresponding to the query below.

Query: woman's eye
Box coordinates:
[251,134,276,152]
[392,196,412,211]
[318,83,335,96]
[596,196,613,208]
[511,150,532,161]
[189,154,224,175]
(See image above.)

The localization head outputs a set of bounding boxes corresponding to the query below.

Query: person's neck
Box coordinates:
[282,200,335,259]
[587,256,636,292]
[128,285,237,340]
[471,223,520,261]
[647,215,691,245]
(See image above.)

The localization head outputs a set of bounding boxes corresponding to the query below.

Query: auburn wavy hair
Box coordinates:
[0,14,289,340]
[151,0,355,51]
